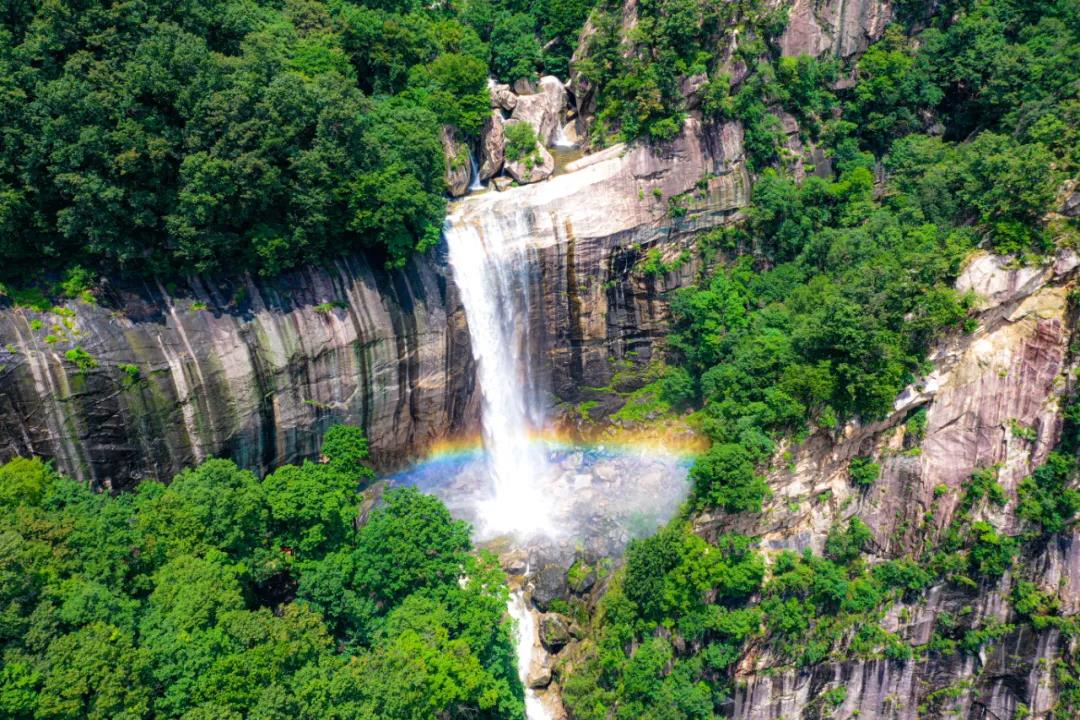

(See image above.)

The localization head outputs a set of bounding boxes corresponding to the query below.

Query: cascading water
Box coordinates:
[508,588,555,720]
[468,147,485,192]
[444,209,555,537]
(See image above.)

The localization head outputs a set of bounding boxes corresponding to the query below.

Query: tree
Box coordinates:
[689,443,769,513]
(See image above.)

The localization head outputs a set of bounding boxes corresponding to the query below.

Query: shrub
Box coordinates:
[690,443,770,513]
[849,456,881,487]
[64,347,97,374]
[504,122,539,164]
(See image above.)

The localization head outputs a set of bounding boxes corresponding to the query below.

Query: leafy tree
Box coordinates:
[689,443,769,513]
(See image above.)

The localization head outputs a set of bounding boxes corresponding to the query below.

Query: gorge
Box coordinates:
[0,0,1078,718]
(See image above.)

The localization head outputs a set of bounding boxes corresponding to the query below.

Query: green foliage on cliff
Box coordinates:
[0,427,524,719]
[660,0,1076,515]
[566,3,1080,714]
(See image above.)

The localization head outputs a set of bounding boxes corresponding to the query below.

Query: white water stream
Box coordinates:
[508,589,555,720]
[444,211,554,537]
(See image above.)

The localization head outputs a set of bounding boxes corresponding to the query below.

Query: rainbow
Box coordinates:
[390,424,707,479]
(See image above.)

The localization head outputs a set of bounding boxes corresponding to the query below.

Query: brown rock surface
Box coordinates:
[778,0,892,59]
[510,76,569,147]
[479,111,505,181]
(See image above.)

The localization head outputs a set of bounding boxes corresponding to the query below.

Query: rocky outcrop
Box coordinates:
[510,76,569,147]
[504,130,555,184]
[490,83,518,112]
[441,126,472,197]
[778,0,893,58]
[479,111,505,181]
[0,253,479,489]
[691,250,1080,718]
[449,117,750,407]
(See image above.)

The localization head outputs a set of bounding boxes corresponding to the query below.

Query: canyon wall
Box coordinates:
[449,118,749,411]
[0,252,479,489]
[0,118,746,487]
[695,251,1080,719]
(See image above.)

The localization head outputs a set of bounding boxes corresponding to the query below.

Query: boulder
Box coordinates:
[680,72,709,111]
[512,77,537,95]
[492,176,514,192]
[505,140,554,185]
[527,666,553,689]
[539,613,572,652]
[440,126,471,197]
[490,83,518,111]
[479,112,505,181]
[531,564,569,611]
[567,564,596,595]
[510,75,568,147]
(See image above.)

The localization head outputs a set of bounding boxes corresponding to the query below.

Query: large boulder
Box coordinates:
[441,126,471,197]
[490,83,518,112]
[538,613,572,652]
[531,564,569,611]
[479,111,505,181]
[505,141,554,185]
[510,76,568,147]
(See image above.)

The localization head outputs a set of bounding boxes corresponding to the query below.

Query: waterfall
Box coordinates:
[468,148,485,192]
[508,589,555,720]
[444,210,554,537]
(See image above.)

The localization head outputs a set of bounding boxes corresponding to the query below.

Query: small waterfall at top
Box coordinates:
[444,210,554,537]
[467,147,485,192]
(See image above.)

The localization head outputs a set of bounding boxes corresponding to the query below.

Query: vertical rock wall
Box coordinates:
[450,119,750,410]
[0,252,479,489]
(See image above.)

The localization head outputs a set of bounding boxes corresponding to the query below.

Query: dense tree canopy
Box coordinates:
[0,426,524,719]
[0,0,594,283]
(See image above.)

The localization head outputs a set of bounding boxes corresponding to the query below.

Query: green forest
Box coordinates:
[0,0,591,279]
[0,426,526,719]
[562,0,1080,717]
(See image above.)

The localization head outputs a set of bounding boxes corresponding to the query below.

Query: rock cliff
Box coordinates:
[694,251,1080,718]
[0,118,747,487]
[448,118,750,409]
[0,253,479,489]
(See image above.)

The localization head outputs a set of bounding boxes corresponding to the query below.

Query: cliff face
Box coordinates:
[0,253,479,489]
[696,251,1080,719]
[778,0,893,59]
[0,119,746,487]
[450,119,749,410]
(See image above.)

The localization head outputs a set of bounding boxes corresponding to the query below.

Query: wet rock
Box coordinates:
[441,125,472,197]
[492,176,513,192]
[479,112,505,181]
[528,666,553,689]
[531,565,569,611]
[559,121,580,146]
[510,76,568,147]
[503,550,528,576]
[539,613,572,651]
[567,564,596,595]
